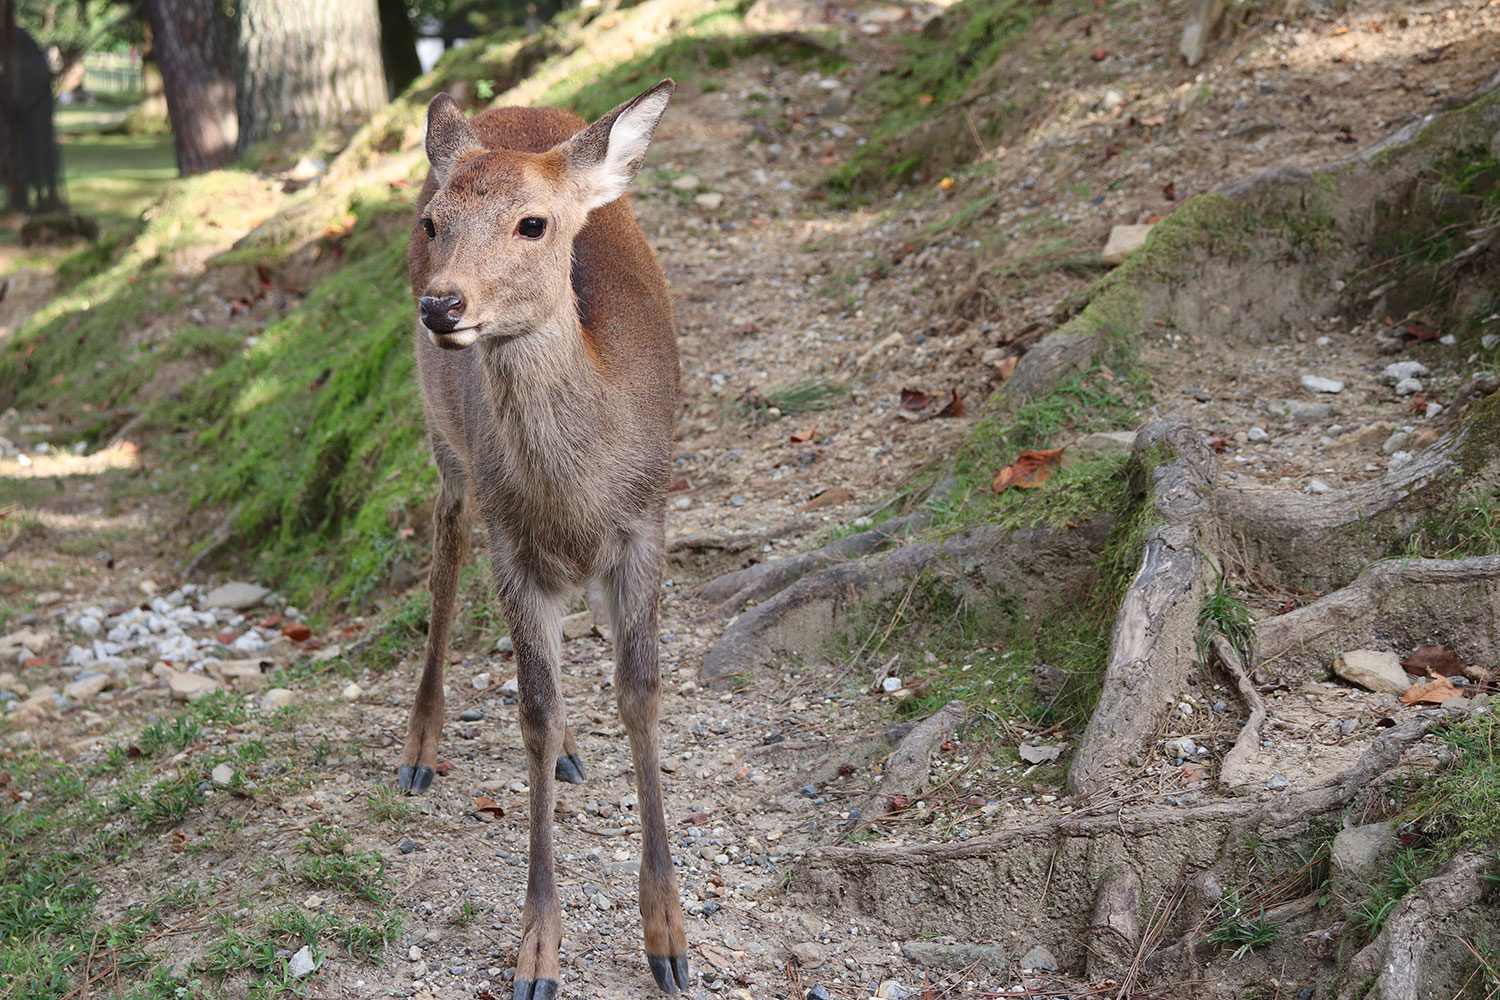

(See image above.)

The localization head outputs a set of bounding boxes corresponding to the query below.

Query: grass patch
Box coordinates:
[724,376,849,427]
[1207,896,1283,959]
[1196,568,1256,668]
[825,0,1040,197]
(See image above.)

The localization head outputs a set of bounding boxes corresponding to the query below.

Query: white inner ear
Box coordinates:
[580,90,671,210]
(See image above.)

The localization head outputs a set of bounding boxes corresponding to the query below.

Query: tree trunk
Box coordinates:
[377,0,422,98]
[144,0,238,175]
[234,0,386,152]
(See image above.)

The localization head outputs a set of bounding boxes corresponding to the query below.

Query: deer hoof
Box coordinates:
[647,953,690,995]
[396,764,435,794]
[554,752,586,784]
[512,978,557,1000]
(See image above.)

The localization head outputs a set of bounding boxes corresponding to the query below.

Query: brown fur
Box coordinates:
[398,83,689,997]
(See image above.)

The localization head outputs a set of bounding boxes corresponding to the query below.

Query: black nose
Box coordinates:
[419,293,466,333]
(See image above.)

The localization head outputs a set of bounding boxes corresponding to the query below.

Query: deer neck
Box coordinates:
[475,305,612,455]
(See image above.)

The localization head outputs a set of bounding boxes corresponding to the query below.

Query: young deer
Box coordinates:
[399,81,687,998]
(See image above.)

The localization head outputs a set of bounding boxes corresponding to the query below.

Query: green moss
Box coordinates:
[545,11,842,121]
[825,0,1038,197]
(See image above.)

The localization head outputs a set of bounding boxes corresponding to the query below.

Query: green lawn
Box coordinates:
[57,109,177,241]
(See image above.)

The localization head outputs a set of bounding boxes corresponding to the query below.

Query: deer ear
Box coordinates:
[561,79,674,211]
[425,94,481,184]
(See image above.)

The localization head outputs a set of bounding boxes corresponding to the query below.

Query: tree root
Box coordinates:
[792,715,1440,955]
[854,700,966,825]
[694,476,955,619]
[1068,420,1221,796]
[1086,869,1143,979]
[1214,632,1269,791]
[1252,555,1500,689]
[1337,851,1493,1000]
[698,518,1110,686]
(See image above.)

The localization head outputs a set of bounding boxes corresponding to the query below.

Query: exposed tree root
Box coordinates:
[1252,555,1500,688]
[698,518,1110,686]
[694,476,956,618]
[1213,633,1269,791]
[1068,420,1221,796]
[1086,869,1143,979]
[793,716,1441,959]
[1337,851,1494,1000]
[854,699,966,825]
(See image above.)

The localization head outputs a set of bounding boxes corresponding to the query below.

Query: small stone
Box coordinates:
[304,894,324,909]
[472,672,491,690]
[63,672,110,702]
[1101,223,1153,265]
[341,682,363,702]
[1019,945,1059,972]
[561,611,595,641]
[1381,361,1428,385]
[169,671,223,703]
[500,677,519,695]
[1268,399,1334,423]
[287,945,316,978]
[410,959,428,980]
[1333,649,1409,694]
[880,676,902,694]
[1306,479,1331,494]
[1266,773,1289,791]
[669,174,700,190]
[1300,374,1344,394]
[1426,401,1443,419]
[211,763,235,788]
[876,982,910,1000]
[1163,737,1197,761]
[259,687,294,712]
[695,191,724,210]
[806,987,832,1000]
[398,839,417,854]
[498,636,514,653]
[1247,426,1269,442]
[1382,430,1411,455]
[1332,822,1395,881]
[1389,450,1414,470]
[1394,377,1423,396]
[459,709,484,722]
[202,582,271,611]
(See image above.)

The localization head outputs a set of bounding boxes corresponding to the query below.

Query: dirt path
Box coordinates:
[4,1,1500,998]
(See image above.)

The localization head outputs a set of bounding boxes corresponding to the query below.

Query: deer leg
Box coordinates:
[397,451,470,794]
[606,524,689,994]
[499,570,566,1000]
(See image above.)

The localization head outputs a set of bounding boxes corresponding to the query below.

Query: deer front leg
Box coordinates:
[503,579,566,1000]
[397,458,470,793]
[606,526,690,994]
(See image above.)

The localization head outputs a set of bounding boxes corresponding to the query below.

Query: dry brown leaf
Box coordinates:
[1402,643,1467,677]
[801,486,854,512]
[1401,676,1462,706]
[992,448,1065,492]
[474,796,505,816]
[788,426,818,444]
[935,388,966,419]
[994,355,1018,382]
[900,388,931,411]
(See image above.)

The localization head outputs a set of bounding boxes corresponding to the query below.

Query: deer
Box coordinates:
[398,80,688,999]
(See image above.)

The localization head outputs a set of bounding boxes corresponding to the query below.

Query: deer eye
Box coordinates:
[421,217,436,240]
[517,216,547,240]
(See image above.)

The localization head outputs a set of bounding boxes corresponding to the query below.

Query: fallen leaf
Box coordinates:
[889,794,914,813]
[993,356,1018,381]
[1403,320,1440,341]
[917,94,935,106]
[1178,762,1207,784]
[1209,434,1230,453]
[788,426,818,444]
[992,448,1065,492]
[667,476,690,492]
[900,388,931,411]
[935,388,966,418]
[1018,743,1063,764]
[1401,676,1462,706]
[938,176,955,193]
[282,623,312,643]
[434,760,452,776]
[837,762,856,776]
[1090,46,1110,61]
[474,796,505,816]
[1402,643,1466,678]
[699,946,733,971]
[1162,180,1177,201]
[801,486,854,512]
[684,810,710,825]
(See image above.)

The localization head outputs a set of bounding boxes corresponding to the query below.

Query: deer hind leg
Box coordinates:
[555,723,586,784]
[397,443,470,794]
[497,561,566,1000]
[605,521,689,994]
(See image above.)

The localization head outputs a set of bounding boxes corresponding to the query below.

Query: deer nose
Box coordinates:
[419,293,467,333]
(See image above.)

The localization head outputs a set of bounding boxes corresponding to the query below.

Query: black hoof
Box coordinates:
[554,752,586,784]
[647,953,690,995]
[396,764,435,794]
[513,977,558,1000]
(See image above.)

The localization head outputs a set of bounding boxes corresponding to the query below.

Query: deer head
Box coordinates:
[415,79,675,349]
